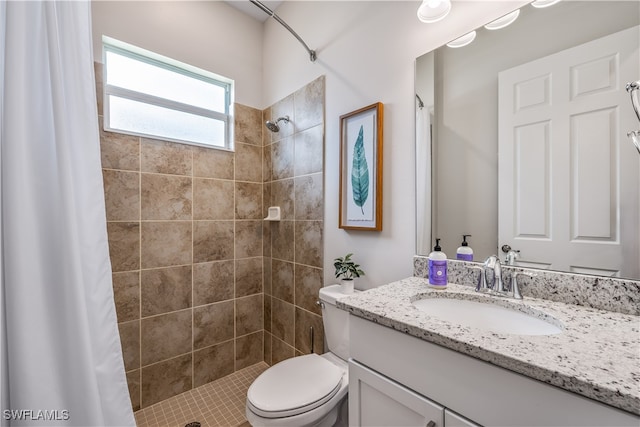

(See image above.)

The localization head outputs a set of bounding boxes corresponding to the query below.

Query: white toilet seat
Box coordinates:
[247,353,344,418]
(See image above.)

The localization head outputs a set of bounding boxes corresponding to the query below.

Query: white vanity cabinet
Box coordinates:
[348,315,640,427]
[349,359,478,427]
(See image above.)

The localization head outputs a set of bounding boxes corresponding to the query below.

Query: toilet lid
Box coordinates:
[247,354,343,418]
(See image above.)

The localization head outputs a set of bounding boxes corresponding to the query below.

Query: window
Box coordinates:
[103,37,234,150]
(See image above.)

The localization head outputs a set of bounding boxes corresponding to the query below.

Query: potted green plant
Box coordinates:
[333,253,365,294]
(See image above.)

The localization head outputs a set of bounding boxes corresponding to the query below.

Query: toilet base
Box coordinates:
[334,393,349,427]
[246,393,347,427]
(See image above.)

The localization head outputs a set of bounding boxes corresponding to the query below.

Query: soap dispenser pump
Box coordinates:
[456,234,474,261]
[428,238,447,288]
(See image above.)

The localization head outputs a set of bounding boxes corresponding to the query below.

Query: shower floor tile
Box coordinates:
[135,362,267,427]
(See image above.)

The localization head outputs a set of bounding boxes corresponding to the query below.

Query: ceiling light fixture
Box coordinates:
[417,0,452,23]
[531,0,561,9]
[446,31,477,48]
[484,9,520,30]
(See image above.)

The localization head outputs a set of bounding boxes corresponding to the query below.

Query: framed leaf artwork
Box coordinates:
[339,102,383,231]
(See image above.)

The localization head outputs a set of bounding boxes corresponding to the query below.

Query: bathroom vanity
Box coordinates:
[338,276,640,426]
[403,0,640,423]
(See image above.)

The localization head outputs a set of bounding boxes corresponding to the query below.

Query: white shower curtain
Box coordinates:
[0,2,135,426]
[416,106,432,254]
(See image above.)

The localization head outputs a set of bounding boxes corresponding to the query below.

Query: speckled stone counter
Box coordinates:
[414,256,640,315]
[337,277,640,416]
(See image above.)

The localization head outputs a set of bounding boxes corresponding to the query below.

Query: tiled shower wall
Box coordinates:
[97,62,325,410]
[263,76,326,365]
[97,63,264,410]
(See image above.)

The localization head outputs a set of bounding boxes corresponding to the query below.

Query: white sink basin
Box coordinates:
[412,296,563,336]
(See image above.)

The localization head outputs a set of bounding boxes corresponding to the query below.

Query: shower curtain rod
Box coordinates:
[250,0,317,62]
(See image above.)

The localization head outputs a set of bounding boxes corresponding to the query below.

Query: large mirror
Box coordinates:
[416,0,640,280]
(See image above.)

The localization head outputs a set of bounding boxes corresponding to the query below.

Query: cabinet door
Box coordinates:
[444,409,480,427]
[349,360,444,427]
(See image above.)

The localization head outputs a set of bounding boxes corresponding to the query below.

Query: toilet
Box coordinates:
[245,284,357,427]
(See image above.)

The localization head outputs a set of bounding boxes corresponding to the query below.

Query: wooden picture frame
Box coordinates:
[339,102,383,231]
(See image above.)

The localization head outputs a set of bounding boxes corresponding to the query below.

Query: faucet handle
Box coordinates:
[472,265,488,292]
[510,271,536,300]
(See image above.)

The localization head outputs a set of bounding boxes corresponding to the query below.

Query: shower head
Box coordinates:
[265,121,280,132]
[265,116,290,132]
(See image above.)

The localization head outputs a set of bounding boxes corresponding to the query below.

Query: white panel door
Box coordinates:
[498,26,639,277]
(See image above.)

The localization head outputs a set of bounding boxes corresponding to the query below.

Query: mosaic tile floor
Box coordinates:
[135,362,267,427]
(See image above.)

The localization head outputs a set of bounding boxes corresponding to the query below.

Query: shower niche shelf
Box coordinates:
[264,206,281,221]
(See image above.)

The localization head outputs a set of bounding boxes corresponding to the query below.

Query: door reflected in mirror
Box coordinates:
[415,1,640,280]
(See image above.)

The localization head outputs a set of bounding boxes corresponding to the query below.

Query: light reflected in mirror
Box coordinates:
[415,1,640,280]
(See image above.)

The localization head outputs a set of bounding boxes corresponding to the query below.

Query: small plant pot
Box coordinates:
[340,279,354,294]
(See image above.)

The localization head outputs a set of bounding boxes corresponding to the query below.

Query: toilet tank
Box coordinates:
[319,284,358,361]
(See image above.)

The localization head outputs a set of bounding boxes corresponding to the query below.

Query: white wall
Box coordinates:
[91,0,532,289]
[261,1,527,289]
[428,1,640,262]
[91,1,264,108]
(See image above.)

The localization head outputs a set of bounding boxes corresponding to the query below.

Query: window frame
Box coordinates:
[102,37,234,151]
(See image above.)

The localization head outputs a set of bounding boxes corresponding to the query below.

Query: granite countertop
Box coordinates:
[337,277,640,416]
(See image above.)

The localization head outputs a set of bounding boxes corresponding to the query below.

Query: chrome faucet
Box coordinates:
[509,271,536,300]
[504,249,520,266]
[501,244,520,266]
[476,255,535,300]
[486,255,505,292]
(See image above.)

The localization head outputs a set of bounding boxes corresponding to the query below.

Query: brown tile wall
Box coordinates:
[97,63,265,410]
[263,76,326,365]
[97,60,325,410]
